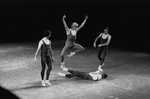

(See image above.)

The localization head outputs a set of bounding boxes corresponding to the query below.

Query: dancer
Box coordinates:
[93,27,111,73]
[34,30,54,86]
[58,65,108,81]
[60,15,88,67]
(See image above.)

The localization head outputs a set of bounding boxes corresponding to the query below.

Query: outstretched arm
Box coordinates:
[93,33,102,47]
[62,15,69,32]
[76,15,88,32]
[34,40,43,61]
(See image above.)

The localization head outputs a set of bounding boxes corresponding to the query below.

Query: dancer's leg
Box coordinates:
[61,42,73,65]
[67,43,84,57]
[41,55,46,86]
[98,47,103,62]
[45,56,52,86]
[67,70,89,79]
[100,46,108,65]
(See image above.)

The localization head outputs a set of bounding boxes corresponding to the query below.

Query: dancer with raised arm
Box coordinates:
[60,15,88,68]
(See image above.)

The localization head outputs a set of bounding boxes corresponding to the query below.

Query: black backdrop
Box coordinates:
[0,0,150,52]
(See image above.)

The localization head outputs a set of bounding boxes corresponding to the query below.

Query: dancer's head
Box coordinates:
[91,72,108,81]
[71,22,79,29]
[104,27,109,34]
[101,73,108,79]
[90,72,102,81]
[43,30,51,38]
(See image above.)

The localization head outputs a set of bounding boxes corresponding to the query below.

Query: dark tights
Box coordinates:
[41,55,52,80]
[61,42,84,63]
[65,70,89,79]
[98,46,108,65]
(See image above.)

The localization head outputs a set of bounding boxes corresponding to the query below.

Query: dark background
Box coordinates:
[0,0,150,52]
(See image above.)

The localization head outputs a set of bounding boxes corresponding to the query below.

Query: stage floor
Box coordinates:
[0,42,150,99]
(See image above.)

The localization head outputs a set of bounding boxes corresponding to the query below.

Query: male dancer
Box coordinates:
[34,30,54,86]
[60,15,88,67]
[93,27,111,73]
[58,65,108,81]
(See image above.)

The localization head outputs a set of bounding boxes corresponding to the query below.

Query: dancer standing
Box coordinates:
[93,27,111,73]
[34,30,54,86]
[60,15,88,67]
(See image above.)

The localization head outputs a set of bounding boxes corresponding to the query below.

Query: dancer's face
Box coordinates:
[71,22,78,30]
[104,29,108,34]
[72,26,77,30]
[47,34,51,39]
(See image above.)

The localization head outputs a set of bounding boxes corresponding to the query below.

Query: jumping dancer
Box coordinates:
[93,27,111,73]
[60,15,88,67]
[58,65,108,81]
[34,30,54,86]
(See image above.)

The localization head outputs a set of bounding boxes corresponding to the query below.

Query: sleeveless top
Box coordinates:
[99,33,109,46]
[66,29,77,42]
[41,40,52,57]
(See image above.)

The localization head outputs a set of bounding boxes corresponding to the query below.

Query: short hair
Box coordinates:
[101,73,108,79]
[71,22,79,28]
[106,27,109,31]
[43,30,51,37]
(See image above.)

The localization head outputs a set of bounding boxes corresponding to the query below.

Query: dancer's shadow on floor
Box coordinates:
[11,74,115,92]
[51,77,94,85]
[11,81,45,91]
[51,74,115,85]
[11,78,79,91]
[103,63,126,69]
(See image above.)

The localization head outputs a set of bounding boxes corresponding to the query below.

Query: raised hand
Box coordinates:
[85,15,88,20]
[63,15,66,20]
